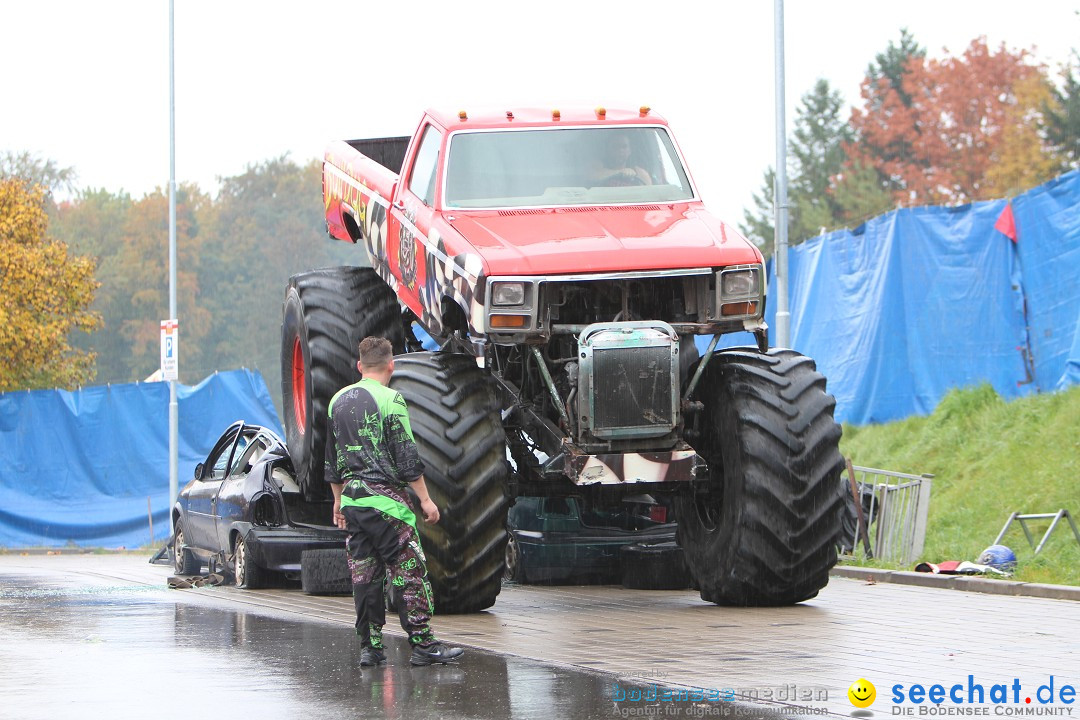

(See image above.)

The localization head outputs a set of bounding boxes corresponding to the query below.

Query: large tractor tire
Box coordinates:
[281,267,403,501]
[675,348,845,606]
[389,352,510,614]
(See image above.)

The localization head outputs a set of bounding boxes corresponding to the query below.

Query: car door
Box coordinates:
[186,425,242,549]
[212,430,262,552]
[387,122,443,321]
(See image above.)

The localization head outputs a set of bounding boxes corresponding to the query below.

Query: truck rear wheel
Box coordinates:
[676,348,845,606]
[281,267,403,501]
[390,352,510,614]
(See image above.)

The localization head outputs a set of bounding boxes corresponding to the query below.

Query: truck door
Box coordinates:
[387,123,443,322]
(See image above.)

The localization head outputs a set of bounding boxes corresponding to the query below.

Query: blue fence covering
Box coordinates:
[0,369,282,548]
[699,169,1080,425]
[1012,170,1080,391]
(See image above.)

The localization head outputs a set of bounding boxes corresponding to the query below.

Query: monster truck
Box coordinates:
[282,106,845,613]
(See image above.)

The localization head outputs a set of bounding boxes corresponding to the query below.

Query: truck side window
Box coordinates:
[407,124,442,207]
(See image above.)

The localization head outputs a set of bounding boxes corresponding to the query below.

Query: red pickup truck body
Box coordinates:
[322,107,764,342]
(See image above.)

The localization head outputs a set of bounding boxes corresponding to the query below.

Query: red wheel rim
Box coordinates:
[291,337,307,435]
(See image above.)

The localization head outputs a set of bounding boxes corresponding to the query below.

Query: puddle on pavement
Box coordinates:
[0,569,780,719]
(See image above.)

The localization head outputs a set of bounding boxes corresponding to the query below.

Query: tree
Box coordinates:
[0,178,101,391]
[0,152,77,198]
[109,186,212,382]
[198,156,358,414]
[849,36,1053,206]
[741,79,853,247]
[830,160,893,228]
[838,29,927,210]
[789,79,855,236]
[983,71,1062,197]
[864,28,926,113]
[1046,53,1080,167]
[51,189,135,380]
[741,167,776,250]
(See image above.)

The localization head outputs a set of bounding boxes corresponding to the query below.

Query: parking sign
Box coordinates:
[160,319,178,381]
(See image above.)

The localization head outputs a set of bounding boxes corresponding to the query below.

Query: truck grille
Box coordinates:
[592,346,674,434]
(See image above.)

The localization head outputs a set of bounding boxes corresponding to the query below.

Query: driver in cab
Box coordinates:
[589,132,652,187]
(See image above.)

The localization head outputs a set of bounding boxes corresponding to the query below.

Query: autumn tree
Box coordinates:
[198,156,357,414]
[850,37,1053,205]
[111,186,212,382]
[0,178,101,391]
[835,29,925,218]
[983,71,1062,197]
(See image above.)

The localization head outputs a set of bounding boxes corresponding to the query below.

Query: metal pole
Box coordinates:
[168,0,179,538]
[773,0,791,348]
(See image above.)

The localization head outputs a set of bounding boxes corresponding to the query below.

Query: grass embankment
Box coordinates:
[839,383,1080,586]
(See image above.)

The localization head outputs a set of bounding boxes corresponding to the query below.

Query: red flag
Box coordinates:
[995,202,1017,242]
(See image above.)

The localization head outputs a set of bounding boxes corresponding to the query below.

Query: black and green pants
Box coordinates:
[343,505,436,649]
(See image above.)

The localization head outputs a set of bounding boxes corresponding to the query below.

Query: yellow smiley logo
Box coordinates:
[848,678,876,708]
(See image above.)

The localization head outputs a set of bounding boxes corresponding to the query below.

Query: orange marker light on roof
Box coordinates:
[458,110,468,121]
[640,105,651,116]
[552,109,561,120]
[595,107,606,119]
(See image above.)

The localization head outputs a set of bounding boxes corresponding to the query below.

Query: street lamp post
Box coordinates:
[773,0,791,349]
[168,0,179,538]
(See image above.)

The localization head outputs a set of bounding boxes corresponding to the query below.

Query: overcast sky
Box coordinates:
[2,1,1078,226]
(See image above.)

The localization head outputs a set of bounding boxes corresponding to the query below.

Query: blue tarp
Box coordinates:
[0,369,282,548]
[773,200,1031,425]
[698,169,1080,424]
[1011,169,1080,391]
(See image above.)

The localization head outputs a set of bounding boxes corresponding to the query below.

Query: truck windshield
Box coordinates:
[444,126,695,209]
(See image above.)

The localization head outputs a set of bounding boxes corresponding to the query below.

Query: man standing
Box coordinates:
[326,336,464,667]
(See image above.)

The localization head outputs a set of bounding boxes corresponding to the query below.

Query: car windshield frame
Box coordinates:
[442,124,697,210]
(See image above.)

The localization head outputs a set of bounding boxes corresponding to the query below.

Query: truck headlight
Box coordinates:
[492,281,526,306]
[720,268,760,299]
[717,265,763,318]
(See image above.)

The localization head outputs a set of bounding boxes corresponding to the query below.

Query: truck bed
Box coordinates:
[345,137,410,173]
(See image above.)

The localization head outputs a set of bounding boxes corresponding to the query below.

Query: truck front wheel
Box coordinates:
[390,352,510,613]
[280,267,403,501]
[676,348,845,606]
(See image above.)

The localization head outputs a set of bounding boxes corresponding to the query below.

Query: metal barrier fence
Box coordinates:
[848,464,934,565]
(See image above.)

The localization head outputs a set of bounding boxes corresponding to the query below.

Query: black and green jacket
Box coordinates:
[324,378,425,526]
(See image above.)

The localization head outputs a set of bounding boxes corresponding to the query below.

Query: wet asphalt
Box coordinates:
[0,561,769,720]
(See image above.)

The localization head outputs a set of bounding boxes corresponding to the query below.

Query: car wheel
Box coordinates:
[300,548,351,595]
[173,520,201,576]
[233,534,265,590]
[675,348,845,606]
[503,531,527,583]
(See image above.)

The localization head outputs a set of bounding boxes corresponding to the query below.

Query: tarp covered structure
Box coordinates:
[703,169,1080,425]
[0,369,282,548]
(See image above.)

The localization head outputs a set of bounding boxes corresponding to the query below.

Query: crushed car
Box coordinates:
[170,421,347,589]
